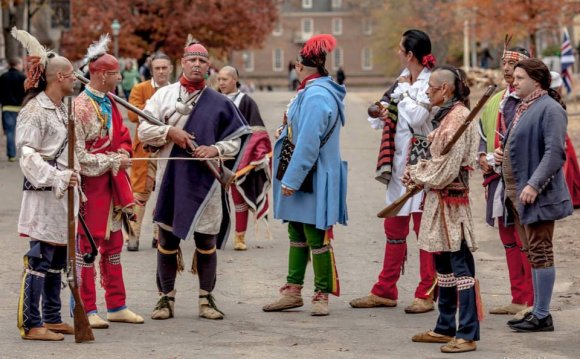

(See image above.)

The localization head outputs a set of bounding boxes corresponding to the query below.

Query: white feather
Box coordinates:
[10,27,48,66]
[185,34,198,47]
[86,34,111,60]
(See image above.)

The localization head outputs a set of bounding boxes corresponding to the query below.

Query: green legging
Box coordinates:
[287,221,337,294]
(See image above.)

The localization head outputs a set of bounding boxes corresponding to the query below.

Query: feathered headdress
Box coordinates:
[183,34,208,59]
[502,34,529,62]
[86,34,110,61]
[185,34,197,47]
[11,26,55,91]
[85,34,120,73]
[301,34,337,59]
[299,34,336,70]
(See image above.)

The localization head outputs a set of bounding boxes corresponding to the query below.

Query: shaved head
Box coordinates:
[45,56,73,82]
[219,66,238,80]
[432,69,456,91]
[217,66,240,94]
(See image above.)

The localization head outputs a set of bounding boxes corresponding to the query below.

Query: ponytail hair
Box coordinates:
[402,29,436,69]
[433,65,471,108]
[548,88,566,109]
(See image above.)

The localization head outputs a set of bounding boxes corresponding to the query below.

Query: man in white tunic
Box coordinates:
[13,27,79,341]
[350,29,437,314]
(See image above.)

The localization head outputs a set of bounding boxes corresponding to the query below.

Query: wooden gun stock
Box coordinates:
[440,84,497,156]
[377,85,498,218]
[377,185,421,218]
[74,72,236,190]
[66,97,95,343]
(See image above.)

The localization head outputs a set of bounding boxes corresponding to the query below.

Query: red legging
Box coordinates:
[371,213,436,300]
[78,230,126,313]
[231,184,249,233]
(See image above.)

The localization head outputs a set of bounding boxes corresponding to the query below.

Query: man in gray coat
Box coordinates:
[495,58,573,332]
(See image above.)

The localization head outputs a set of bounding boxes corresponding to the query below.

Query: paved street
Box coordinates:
[0,89,579,358]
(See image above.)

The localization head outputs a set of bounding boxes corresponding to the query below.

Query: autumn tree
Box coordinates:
[371,0,465,76]
[459,0,578,56]
[60,0,279,61]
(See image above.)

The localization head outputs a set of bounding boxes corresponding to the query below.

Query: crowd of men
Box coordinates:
[6,26,576,356]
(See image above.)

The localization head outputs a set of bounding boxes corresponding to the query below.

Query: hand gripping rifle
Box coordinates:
[74,72,236,190]
[377,84,497,218]
[66,97,95,343]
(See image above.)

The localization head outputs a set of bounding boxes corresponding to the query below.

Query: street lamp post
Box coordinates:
[111,19,121,58]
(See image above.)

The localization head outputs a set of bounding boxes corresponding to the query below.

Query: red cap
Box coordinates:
[89,53,119,73]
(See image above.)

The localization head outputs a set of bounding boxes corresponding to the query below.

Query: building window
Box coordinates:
[242,51,254,72]
[362,19,373,35]
[332,47,343,70]
[362,47,373,70]
[302,0,312,9]
[332,18,342,35]
[302,18,313,36]
[332,0,342,8]
[272,20,283,36]
[273,48,284,72]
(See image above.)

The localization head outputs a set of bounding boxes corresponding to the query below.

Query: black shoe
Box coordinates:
[507,312,533,326]
[509,313,554,332]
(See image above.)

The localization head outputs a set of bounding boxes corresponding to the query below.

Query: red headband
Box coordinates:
[183,43,209,59]
[502,50,528,62]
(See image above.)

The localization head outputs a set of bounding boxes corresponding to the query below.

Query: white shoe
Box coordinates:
[88,313,109,329]
[107,308,144,324]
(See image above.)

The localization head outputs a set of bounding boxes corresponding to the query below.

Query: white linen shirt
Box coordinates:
[139,83,240,235]
[368,67,434,215]
[16,92,80,245]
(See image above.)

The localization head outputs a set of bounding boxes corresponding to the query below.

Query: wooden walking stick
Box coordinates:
[377,84,498,218]
[66,97,95,343]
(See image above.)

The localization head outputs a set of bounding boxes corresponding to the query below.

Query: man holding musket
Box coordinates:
[139,38,250,320]
[13,27,78,341]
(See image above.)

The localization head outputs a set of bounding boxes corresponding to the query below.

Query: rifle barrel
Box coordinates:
[74,72,234,189]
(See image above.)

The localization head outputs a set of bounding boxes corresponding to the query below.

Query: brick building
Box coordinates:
[230,0,387,89]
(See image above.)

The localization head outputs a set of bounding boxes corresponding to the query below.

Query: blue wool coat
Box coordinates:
[503,94,573,225]
[273,76,348,230]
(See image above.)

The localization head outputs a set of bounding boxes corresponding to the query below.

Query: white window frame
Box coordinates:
[332,18,342,35]
[302,0,312,9]
[332,47,343,71]
[332,0,342,9]
[273,48,284,72]
[362,47,373,70]
[242,51,254,72]
[362,19,373,35]
[272,20,283,36]
[302,18,313,37]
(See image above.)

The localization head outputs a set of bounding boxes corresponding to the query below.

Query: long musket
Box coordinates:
[377,84,498,219]
[66,97,95,343]
[74,72,236,190]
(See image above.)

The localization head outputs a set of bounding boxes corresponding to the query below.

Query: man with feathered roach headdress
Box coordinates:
[263,34,348,316]
[12,27,78,341]
[73,34,143,329]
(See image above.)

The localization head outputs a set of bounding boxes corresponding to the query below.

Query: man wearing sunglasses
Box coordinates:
[74,36,143,329]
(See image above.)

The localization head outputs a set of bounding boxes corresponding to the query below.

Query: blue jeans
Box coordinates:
[2,111,17,158]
